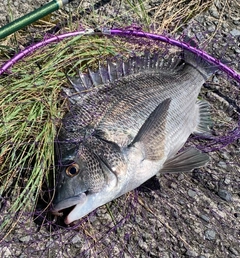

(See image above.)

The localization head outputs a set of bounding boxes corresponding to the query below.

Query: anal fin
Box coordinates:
[131,98,171,160]
[161,148,209,173]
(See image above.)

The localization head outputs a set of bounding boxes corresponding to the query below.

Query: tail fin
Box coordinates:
[181,36,217,78]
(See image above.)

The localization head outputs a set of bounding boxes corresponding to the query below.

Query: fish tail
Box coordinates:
[181,36,217,78]
[183,50,217,79]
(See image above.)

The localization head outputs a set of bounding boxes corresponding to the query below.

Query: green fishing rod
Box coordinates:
[0,0,74,39]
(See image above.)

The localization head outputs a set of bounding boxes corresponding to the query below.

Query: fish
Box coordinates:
[52,49,214,224]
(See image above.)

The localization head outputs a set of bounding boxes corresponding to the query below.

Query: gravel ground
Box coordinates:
[0,0,240,257]
[0,0,45,27]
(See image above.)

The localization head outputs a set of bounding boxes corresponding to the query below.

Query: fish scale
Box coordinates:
[78,145,106,192]
[96,69,201,148]
[84,136,127,175]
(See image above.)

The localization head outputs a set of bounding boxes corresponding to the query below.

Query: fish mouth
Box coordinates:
[51,192,87,224]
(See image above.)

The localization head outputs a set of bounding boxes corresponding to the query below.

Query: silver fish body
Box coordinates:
[52,51,213,224]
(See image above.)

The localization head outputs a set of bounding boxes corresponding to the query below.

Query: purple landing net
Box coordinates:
[0,26,239,257]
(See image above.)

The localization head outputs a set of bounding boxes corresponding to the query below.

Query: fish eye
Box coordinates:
[66,163,80,177]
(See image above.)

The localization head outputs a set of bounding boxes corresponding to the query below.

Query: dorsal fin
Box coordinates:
[99,64,110,84]
[65,51,184,102]
[88,68,102,86]
[108,61,118,81]
[66,74,86,92]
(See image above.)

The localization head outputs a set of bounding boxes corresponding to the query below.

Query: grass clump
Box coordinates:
[0,34,123,237]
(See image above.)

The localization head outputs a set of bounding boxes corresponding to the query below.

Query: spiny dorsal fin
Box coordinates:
[66,74,86,92]
[161,148,209,173]
[88,68,102,86]
[99,64,110,84]
[131,98,171,160]
[66,52,183,93]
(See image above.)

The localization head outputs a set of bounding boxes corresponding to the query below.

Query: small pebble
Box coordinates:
[214,0,222,9]
[217,161,227,169]
[138,238,148,251]
[185,249,198,257]
[230,29,240,36]
[218,189,232,202]
[188,189,197,198]
[178,174,184,181]
[224,178,231,185]
[205,229,216,240]
[210,7,220,19]
[208,25,216,32]
[170,182,177,189]
[0,247,11,257]
[233,20,240,25]
[19,235,31,242]
[200,214,210,223]
[228,246,239,256]
[234,48,240,54]
[172,209,179,219]
[71,234,82,244]
[178,199,185,205]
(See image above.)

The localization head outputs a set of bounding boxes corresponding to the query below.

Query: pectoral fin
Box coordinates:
[161,148,209,173]
[131,98,171,160]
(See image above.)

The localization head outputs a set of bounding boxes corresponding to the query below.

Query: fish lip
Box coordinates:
[51,192,87,213]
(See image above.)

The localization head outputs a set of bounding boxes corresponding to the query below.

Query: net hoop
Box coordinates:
[0,28,240,84]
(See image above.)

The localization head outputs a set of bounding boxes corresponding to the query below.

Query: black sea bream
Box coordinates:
[52,50,213,224]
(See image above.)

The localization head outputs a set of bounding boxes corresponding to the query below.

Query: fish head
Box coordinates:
[52,142,120,224]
